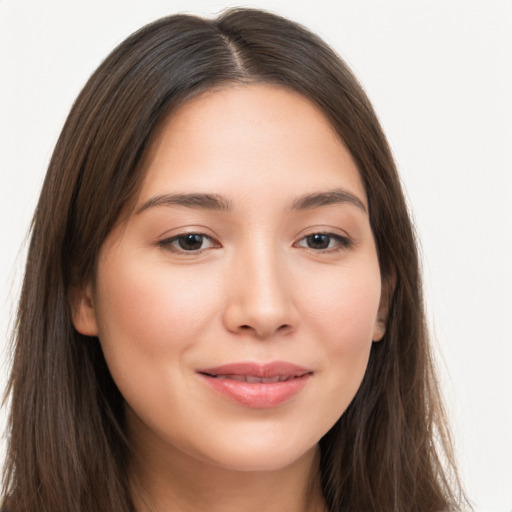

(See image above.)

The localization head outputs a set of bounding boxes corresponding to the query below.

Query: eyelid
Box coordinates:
[158,232,221,254]
[156,227,353,255]
[293,230,353,252]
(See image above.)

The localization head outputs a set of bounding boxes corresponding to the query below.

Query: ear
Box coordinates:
[69,282,99,336]
[372,273,395,342]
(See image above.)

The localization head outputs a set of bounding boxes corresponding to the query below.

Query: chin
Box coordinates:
[190,430,320,473]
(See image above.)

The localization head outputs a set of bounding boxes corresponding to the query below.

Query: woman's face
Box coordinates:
[73,84,386,472]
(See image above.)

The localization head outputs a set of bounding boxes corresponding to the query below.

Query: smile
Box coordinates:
[206,374,301,383]
[197,362,313,408]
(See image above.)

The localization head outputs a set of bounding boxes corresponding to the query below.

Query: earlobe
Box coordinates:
[372,273,395,342]
[372,318,387,342]
[69,283,99,336]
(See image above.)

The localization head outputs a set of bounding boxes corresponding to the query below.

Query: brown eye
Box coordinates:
[296,232,352,251]
[177,234,204,251]
[159,233,219,253]
[305,234,331,249]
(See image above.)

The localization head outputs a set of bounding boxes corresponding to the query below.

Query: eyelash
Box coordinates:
[294,232,353,252]
[158,233,220,254]
[158,231,352,255]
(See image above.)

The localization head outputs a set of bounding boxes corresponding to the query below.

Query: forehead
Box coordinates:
[138,84,367,209]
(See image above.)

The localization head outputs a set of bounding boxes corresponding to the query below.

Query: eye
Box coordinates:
[158,233,219,253]
[296,232,352,251]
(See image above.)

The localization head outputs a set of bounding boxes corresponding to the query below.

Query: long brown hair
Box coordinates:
[2,8,468,511]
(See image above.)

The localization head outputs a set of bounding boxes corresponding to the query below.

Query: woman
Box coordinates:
[2,8,468,512]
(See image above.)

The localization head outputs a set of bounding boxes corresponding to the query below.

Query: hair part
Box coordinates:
[3,8,468,512]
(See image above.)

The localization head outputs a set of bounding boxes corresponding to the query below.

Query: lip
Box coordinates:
[196,362,313,408]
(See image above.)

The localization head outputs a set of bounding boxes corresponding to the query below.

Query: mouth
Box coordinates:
[196,362,313,408]
[201,373,307,383]
[197,361,312,381]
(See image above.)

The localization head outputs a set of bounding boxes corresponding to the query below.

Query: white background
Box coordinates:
[1,1,511,510]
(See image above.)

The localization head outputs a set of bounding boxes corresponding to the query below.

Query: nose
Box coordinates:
[222,243,298,339]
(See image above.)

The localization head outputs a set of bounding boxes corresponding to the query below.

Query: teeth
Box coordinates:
[211,374,292,383]
[260,375,283,383]
[215,374,246,382]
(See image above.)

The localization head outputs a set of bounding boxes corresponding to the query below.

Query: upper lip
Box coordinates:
[197,361,312,381]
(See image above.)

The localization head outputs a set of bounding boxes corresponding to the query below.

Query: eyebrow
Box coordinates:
[136,193,233,214]
[136,188,366,215]
[291,189,367,213]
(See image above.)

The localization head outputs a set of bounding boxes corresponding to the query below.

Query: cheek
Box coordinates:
[301,261,381,345]
[93,252,220,364]
[297,260,381,402]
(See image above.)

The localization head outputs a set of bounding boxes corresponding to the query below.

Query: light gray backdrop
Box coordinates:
[1,1,511,510]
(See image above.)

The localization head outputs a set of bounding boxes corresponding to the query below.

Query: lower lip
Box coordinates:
[198,374,311,408]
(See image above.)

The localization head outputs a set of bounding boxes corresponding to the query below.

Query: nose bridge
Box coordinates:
[224,234,295,337]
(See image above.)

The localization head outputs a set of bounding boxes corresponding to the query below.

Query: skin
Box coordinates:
[73,84,388,512]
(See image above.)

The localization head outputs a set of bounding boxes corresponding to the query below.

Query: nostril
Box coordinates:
[236,323,291,337]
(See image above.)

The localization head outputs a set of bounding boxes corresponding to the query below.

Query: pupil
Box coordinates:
[179,234,203,250]
[307,234,330,249]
